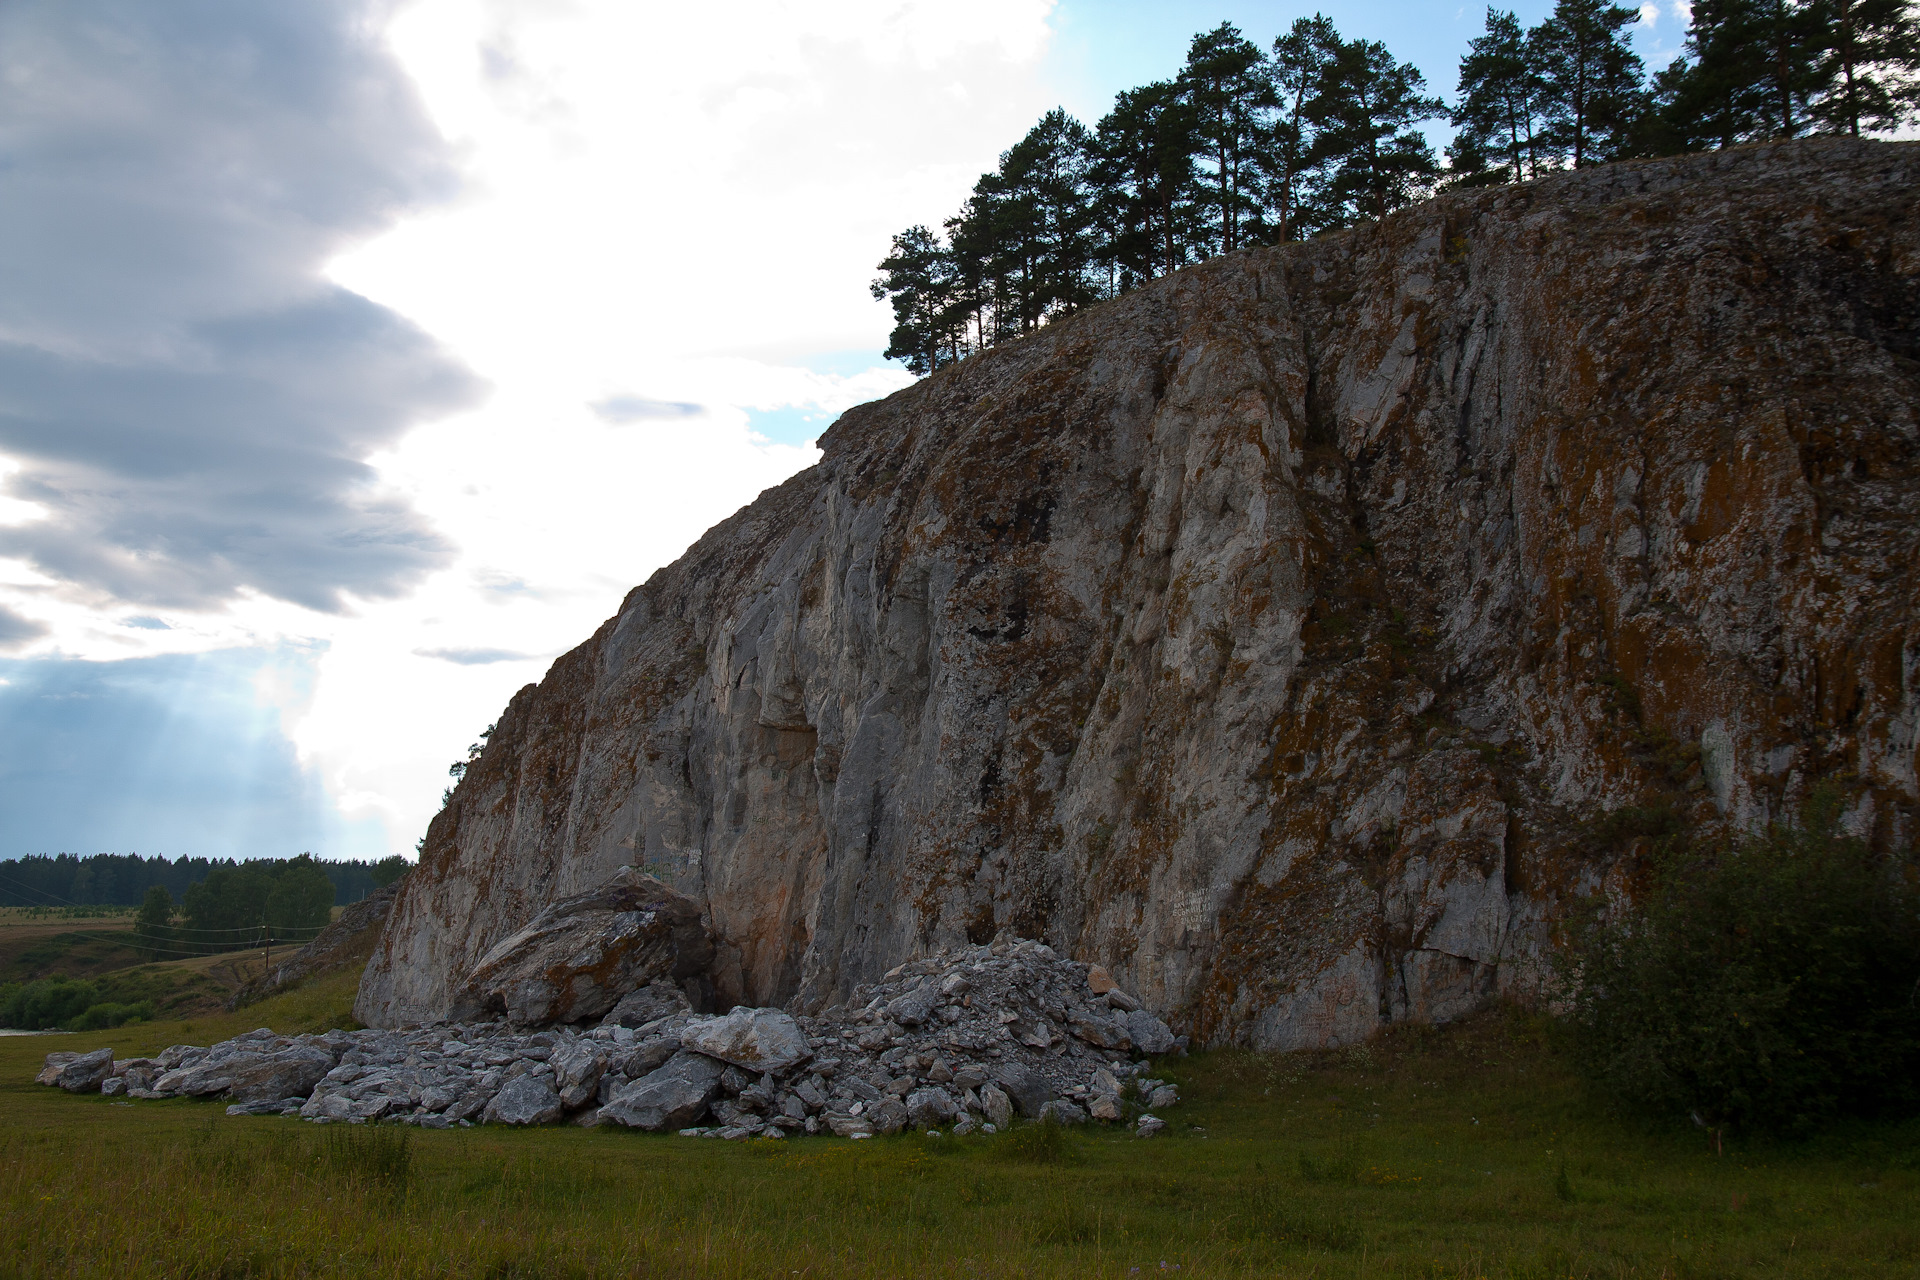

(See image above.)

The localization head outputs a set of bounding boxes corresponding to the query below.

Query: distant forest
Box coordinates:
[0,852,405,910]
[873,0,1920,373]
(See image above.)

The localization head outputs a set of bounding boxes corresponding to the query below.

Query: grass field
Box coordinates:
[3,971,1916,1278]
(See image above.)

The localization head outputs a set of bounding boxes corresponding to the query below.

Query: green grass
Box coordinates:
[3,990,1916,1277]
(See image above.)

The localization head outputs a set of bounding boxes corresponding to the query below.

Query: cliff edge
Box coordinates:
[358,139,1919,1047]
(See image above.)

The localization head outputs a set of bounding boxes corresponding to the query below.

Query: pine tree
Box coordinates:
[1090,81,1200,283]
[1178,23,1275,255]
[1451,8,1547,184]
[871,225,963,376]
[1532,0,1649,166]
[1268,14,1341,238]
[1813,0,1920,136]
[1308,36,1446,225]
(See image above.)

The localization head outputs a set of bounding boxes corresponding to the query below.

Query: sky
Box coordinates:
[0,0,1721,865]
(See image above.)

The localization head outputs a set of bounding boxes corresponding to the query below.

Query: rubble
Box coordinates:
[36,937,1187,1139]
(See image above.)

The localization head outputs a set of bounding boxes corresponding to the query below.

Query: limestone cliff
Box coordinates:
[357,139,1920,1046]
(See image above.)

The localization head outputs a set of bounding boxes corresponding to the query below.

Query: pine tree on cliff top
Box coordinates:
[1531,0,1649,167]
[1451,8,1549,185]
[1307,34,1446,223]
[1179,22,1276,256]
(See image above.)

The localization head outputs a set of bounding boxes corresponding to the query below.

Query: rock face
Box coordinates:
[360,139,1920,1048]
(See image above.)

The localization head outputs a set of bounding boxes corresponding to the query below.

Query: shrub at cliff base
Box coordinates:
[1564,794,1920,1137]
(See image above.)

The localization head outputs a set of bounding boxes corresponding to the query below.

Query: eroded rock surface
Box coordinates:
[360,139,1920,1048]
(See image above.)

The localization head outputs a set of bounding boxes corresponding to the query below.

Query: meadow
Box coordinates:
[3,966,1915,1279]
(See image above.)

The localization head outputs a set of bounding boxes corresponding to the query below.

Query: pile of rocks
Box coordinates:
[36,937,1185,1139]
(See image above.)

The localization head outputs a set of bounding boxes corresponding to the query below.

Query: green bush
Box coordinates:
[63,1000,155,1032]
[1562,791,1920,1137]
[0,976,102,1029]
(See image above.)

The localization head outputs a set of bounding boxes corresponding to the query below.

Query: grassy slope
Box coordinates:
[3,977,1916,1279]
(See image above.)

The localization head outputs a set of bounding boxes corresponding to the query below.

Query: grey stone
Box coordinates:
[483,1075,564,1126]
[979,1084,1014,1129]
[825,1111,875,1138]
[990,1063,1054,1118]
[1089,1092,1123,1121]
[867,1097,910,1135]
[600,979,693,1029]
[599,1049,725,1131]
[1038,1099,1088,1126]
[905,1087,955,1130]
[1148,1084,1179,1109]
[679,1007,811,1073]
[1068,1011,1131,1051]
[883,987,937,1028]
[1125,1009,1176,1056]
[1135,1114,1166,1138]
[951,1063,988,1091]
[552,1043,608,1110]
[100,1076,128,1098]
[38,1048,113,1093]
[227,1048,333,1105]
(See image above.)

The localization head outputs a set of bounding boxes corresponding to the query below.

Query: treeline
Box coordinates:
[873,0,1920,373]
[0,852,410,910]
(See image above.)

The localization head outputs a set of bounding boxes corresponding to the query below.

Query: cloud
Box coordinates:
[0,606,50,649]
[412,646,536,666]
[590,396,706,423]
[0,0,480,612]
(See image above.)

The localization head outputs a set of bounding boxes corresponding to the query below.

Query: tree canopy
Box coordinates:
[874,5,1919,372]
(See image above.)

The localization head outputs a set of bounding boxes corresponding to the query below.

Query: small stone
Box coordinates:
[927,1058,953,1084]
[1089,1092,1122,1121]
[1135,1114,1166,1138]
[951,1063,988,1091]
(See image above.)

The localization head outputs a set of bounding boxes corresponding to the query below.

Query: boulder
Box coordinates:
[884,987,937,1027]
[905,1087,955,1130]
[552,1043,608,1110]
[1089,1092,1123,1121]
[227,1048,334,1105]
[599,1049,725,1131]
[600,979,692,1029]
[1124,1009,1176,1056]
[1085,965,1117,995]
[679,1007,810,1073]
[1135,1114,1166,1138]
[484,1075,565,1126]
[866,1097,909,1135]
[1038,1099,1088,1126]
[448,870,713,1027]
[978,1083,1014,1129]
[37,1048,113,1093]
[990,1062,1054,1118]
[1068,1011,1131,1051]
[1148,1084,1179,1109]
[824,1111,875,1138]
[619,1035,681,1080]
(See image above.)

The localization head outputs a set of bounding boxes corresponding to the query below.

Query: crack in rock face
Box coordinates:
[356,139,1920,1050]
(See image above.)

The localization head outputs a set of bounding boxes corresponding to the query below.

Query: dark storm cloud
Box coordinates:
[0,0,483,612]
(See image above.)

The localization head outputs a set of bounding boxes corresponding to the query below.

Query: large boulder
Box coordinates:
[447,871,713,1027]
[678,1007,811,1073]
[226,1047,334,1104]
[37,1047,113,1093]
[598,1049,725,1131]
[1124,1009,1176,1056]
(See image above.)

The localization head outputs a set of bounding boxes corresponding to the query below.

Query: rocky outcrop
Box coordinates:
[436,871,712,1026]
[360,139,1920,1048]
